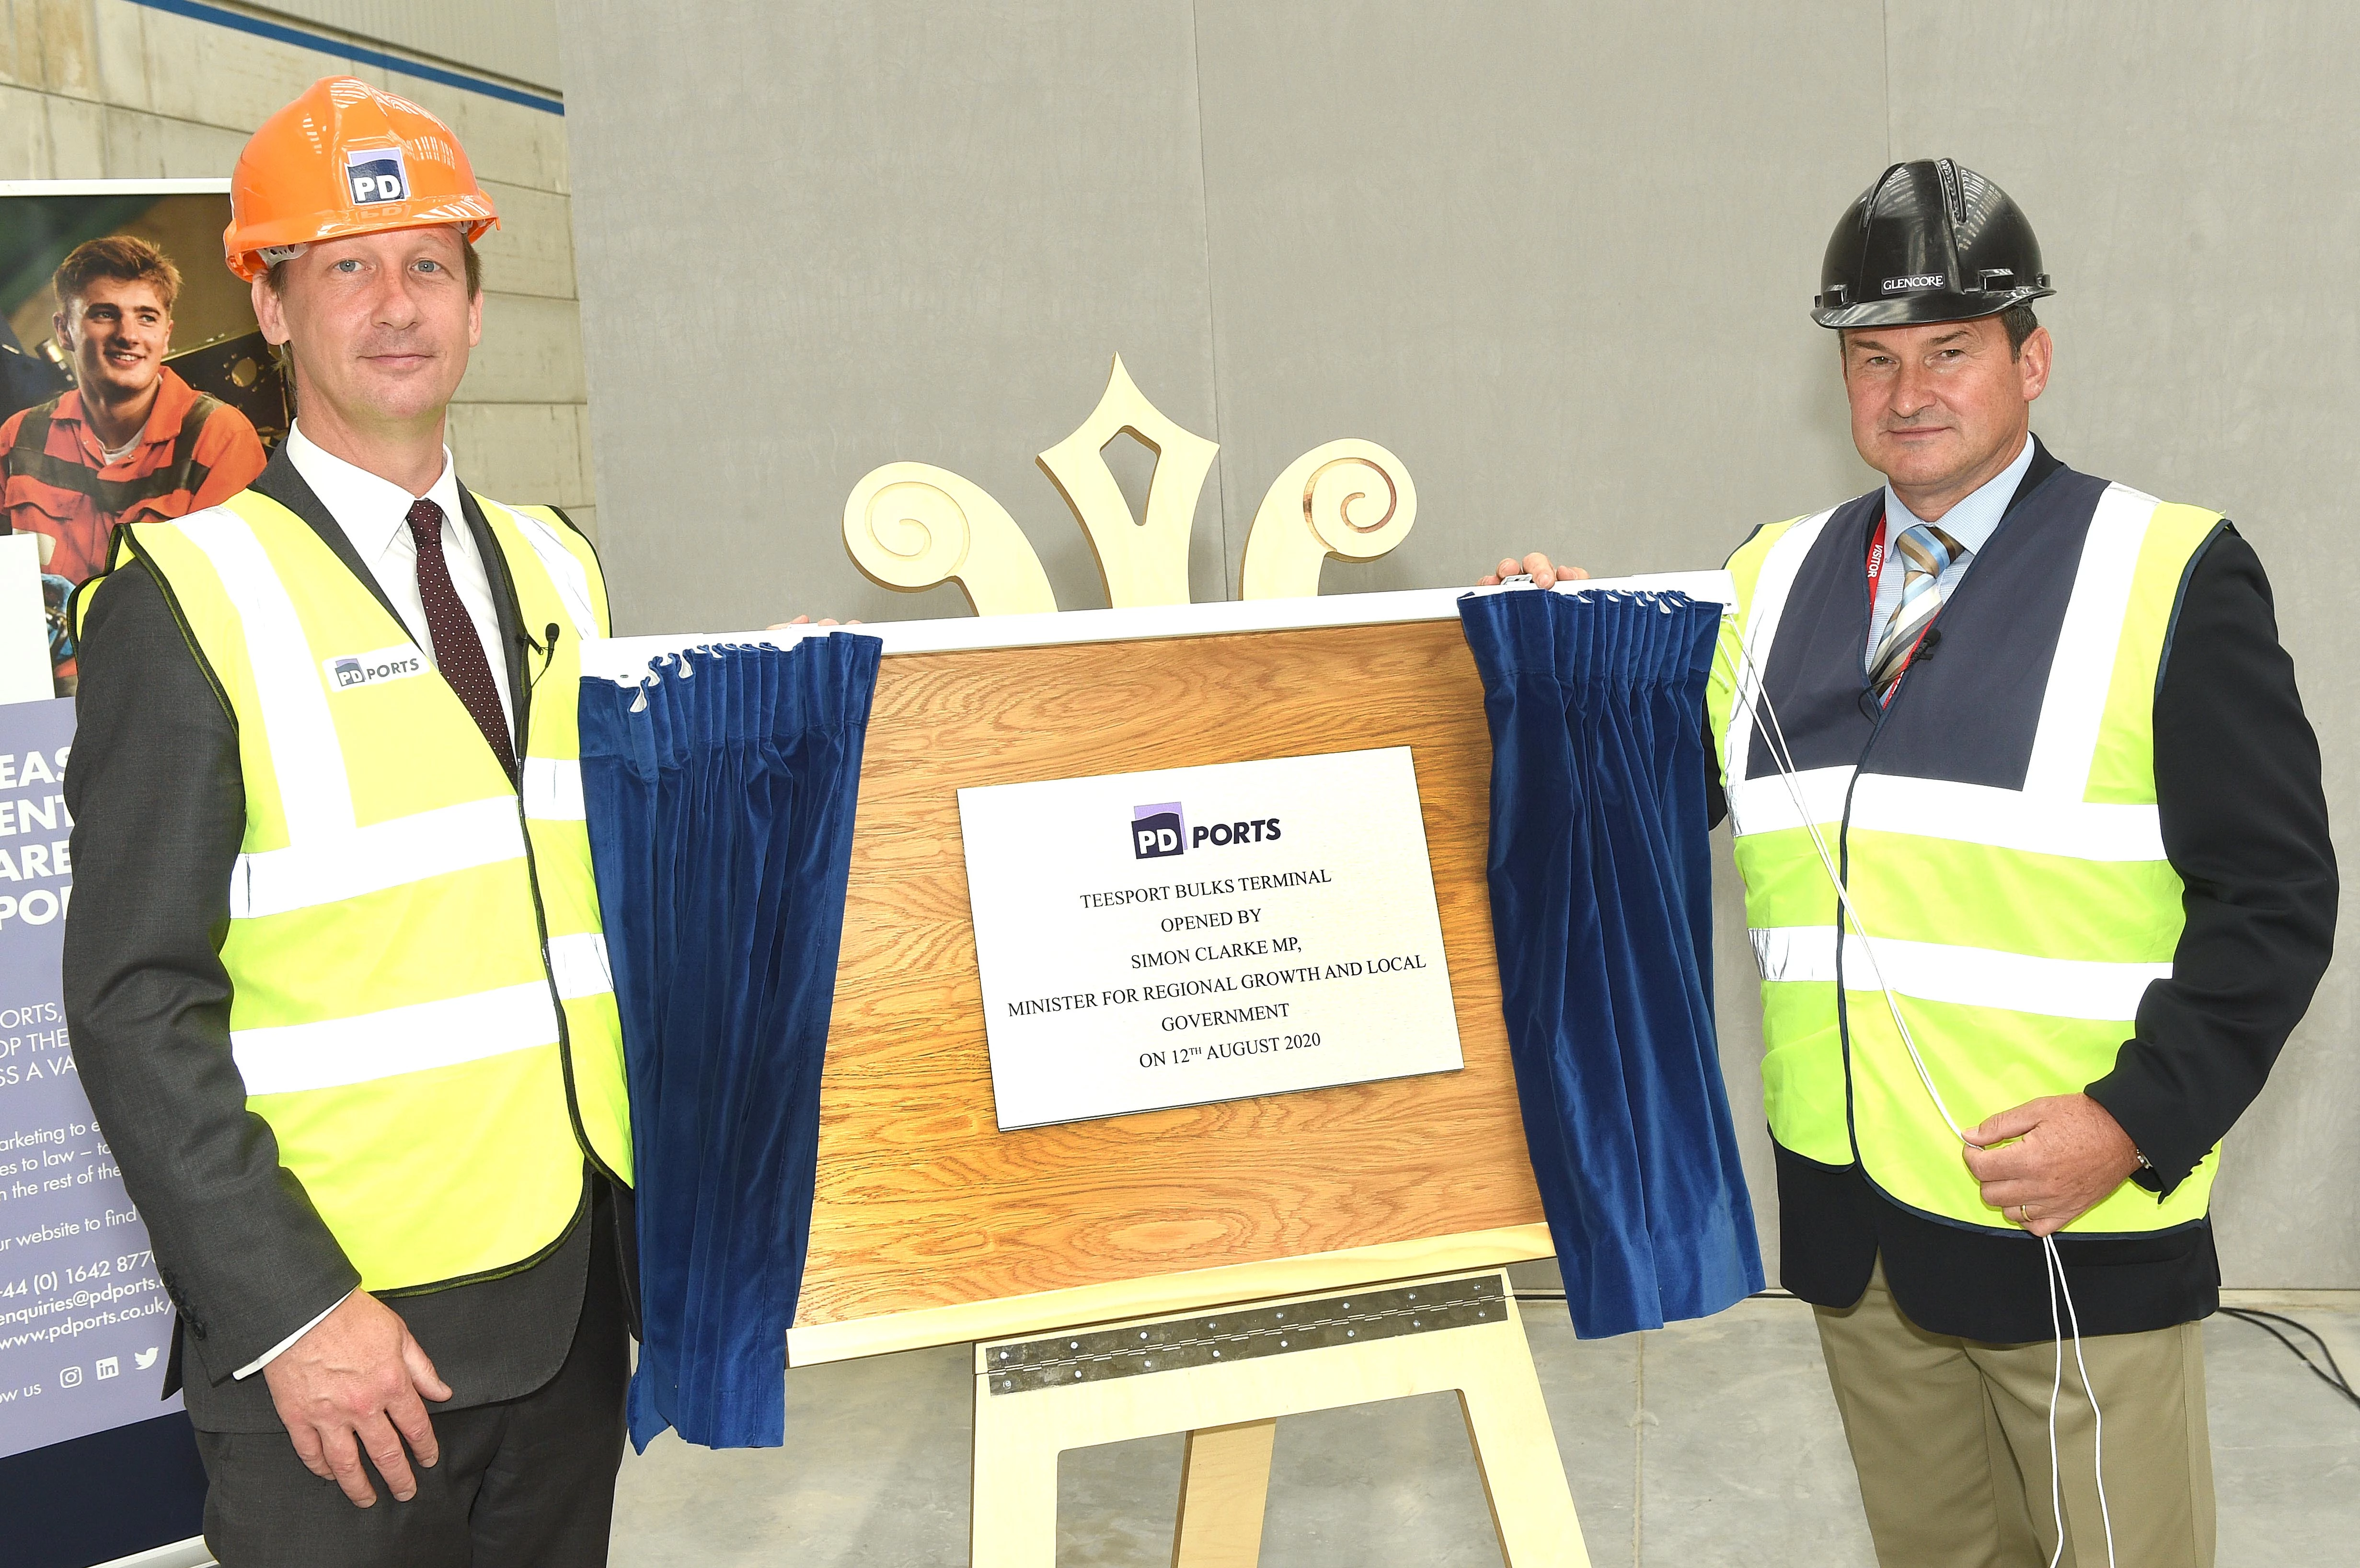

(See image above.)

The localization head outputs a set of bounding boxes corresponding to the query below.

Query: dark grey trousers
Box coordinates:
[193,1215,629,1567]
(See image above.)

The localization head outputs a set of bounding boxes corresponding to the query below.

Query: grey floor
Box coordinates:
[609,1275,2360,1567]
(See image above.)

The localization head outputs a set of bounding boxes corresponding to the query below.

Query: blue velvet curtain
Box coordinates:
[1459,589,1763,1337]
[579,635,882,1449]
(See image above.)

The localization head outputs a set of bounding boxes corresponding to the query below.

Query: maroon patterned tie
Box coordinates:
[405,498,518,784]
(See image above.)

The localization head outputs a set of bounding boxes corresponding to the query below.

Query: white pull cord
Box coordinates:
[1713,615,2114,1568]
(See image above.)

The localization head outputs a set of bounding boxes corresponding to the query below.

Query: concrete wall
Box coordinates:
[0,0,595,532]
[564,0,2357,1287]
[249,0,560,92]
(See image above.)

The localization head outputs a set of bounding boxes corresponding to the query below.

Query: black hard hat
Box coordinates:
[1811,159,2054,330]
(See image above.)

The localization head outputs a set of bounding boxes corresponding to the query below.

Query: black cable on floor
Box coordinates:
[2219,1307,2360,1415]
[1512,1293,2358,1417]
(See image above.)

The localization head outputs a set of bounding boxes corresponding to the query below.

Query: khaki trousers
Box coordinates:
[1814,1259,2215,1568]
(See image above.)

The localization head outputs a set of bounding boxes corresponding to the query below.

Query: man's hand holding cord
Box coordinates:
[1960,1094,2143,1238]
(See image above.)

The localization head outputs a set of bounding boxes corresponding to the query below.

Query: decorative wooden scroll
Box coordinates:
[840,356,1420,614]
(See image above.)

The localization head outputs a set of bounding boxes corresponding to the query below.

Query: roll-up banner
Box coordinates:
[0,177,280,1568]
[0,691,206,1568]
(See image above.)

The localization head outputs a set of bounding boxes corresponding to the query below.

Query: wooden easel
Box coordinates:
[969,1267,1585,1567]
[613,589,1732,1563]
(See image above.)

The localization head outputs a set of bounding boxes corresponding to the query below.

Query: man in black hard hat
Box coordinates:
[1485,159,2333,1567]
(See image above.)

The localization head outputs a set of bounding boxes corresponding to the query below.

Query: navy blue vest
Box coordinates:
[1738,444,2131,790]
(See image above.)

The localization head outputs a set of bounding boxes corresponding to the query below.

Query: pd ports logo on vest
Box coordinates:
[345,147,411,206]
[1881,273,1946,293]
[325,645,427,691]
[1133,802,1185,860]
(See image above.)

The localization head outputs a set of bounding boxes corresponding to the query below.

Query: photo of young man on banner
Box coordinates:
[1,190,288,694]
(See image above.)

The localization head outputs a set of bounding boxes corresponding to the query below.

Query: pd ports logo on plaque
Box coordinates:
[1132,802,1184,860]
[957,747,1463,1131]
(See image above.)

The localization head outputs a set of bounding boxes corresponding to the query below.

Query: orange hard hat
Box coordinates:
[223,77,498,282]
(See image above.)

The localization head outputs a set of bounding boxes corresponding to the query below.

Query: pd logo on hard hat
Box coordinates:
[345,146,410,206]
[1133,802,1185,860]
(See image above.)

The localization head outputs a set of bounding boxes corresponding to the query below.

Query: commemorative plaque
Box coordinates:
[957,745,1463,1130]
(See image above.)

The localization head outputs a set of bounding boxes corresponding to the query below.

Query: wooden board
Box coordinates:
[794,618,1547,1351]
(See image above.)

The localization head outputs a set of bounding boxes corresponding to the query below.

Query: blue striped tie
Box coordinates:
[1869,522,1967,699]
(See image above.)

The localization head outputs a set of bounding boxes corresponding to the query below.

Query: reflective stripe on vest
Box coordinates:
[1746,928,2171,1020]
[124,488,631,1291]
[524,756,586,820]
[1726,768,2165,860]
[232,932,613,1094]
[1711,476,2222,1235]
[506,504,601,642]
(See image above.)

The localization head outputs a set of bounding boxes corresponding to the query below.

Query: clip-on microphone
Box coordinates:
[520,621,563,682]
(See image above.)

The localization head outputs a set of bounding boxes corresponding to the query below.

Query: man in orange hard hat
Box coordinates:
[64,78,637,1565]
[1,235,266,690]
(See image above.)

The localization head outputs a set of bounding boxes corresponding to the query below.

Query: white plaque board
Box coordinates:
[957,746,1463,1130]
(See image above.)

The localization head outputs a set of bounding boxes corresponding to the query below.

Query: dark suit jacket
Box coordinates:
[62,449,633,1433]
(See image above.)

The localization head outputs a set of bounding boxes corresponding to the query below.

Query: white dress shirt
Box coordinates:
[233,424,514,1378]
[283,420,516,742]
[1866,432,2038,659]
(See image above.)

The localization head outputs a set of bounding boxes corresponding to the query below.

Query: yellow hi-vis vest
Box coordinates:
[1705,476,2222,1236]
[111,488,631,1293]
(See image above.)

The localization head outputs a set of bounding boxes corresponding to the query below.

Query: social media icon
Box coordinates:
[134,1348,159,1371]
[94,1356,119,1380]
[58,1366,81,1387]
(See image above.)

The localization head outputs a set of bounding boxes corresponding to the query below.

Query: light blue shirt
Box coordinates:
[1867,433,2038,657]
